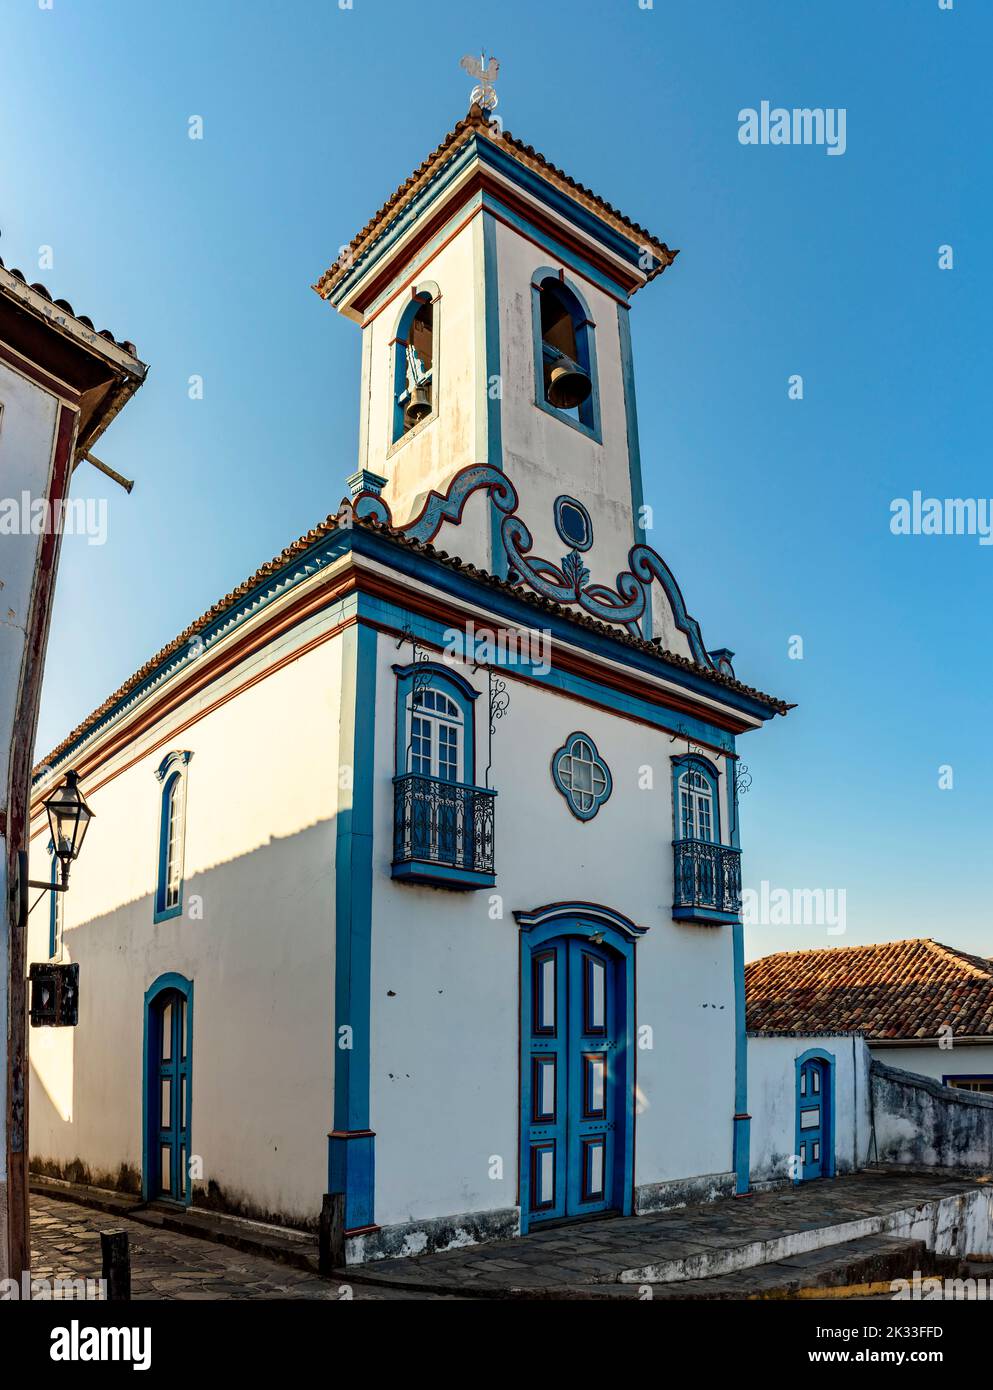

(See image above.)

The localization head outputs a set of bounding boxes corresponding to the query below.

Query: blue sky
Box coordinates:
[3,0,989,960]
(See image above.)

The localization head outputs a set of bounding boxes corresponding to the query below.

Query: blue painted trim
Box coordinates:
[517,912,638,1233]
[142,972,194,1205]
[551,731,612,821]
[330,621,378,1231]
[326,134,661,312]
[391,859,495,891]
[794,1048,836,1182]
[553,495,593,553]
[616,302,652,638]
[391,661,479,785]
[725,740,749,1194]
[39,520,777,786]
[514,901,649,939]
[153,751,192,924]
[477,213,507,578]
[530,268,602,443]
[672,904,741,926]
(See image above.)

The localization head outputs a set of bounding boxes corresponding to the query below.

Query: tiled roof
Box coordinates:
[313,104,677,301]
[746,939,993,1041]
[0,256,140,357]
[35,507,790,775]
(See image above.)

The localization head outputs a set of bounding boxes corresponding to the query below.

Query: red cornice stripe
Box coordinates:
[30,558,746,826]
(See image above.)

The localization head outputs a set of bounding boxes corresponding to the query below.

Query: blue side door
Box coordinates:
[797,1057,826,1180]
[151,989,191,1202]
[523,937,622,1222]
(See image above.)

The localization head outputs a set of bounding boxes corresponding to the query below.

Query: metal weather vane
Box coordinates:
[460,51,500,111]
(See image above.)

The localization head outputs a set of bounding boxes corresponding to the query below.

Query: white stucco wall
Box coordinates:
[1,357,61,1271]
[871,1044,993,1088]
[360,221,486,546]
[28,622,343,1226]
[748,1033,872,1186]
[370,632,739,1230]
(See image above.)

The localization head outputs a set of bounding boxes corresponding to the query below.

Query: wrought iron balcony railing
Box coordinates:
[672,838,742,924]
[392,773,496,890]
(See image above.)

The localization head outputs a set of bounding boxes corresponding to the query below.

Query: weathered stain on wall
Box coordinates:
[871,1060,993,1172]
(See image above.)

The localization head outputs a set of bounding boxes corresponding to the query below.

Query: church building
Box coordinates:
[27,98,790,1261]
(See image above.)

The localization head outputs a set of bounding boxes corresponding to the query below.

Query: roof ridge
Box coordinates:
[313,104,677,301]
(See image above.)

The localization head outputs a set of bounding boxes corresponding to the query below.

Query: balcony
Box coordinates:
[392,773,496,890]
[672,838,742,925]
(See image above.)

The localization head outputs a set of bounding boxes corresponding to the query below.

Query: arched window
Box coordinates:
[409,687,463,784]
[672,756,720,843]
[531,270,601,439]
[392,286,438,444]
[391,662,495,887]
[154,751,192,922]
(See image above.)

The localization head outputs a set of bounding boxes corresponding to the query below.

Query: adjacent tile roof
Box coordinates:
[746,939,993,1041]
[313,104,678,301]
[36,507,791,776]
[0,256,140,357]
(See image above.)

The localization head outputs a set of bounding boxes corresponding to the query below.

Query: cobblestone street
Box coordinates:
[29,1195,434,1301]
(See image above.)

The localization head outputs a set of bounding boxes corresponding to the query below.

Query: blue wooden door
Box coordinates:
[150,989,191,1202]
[523,937,622,1222]
[797,1057,827,1180]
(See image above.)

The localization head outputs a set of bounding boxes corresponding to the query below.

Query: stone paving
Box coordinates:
[348,1170,989,1297]
[29,1194,437,1300]
[27,1170,990,1301]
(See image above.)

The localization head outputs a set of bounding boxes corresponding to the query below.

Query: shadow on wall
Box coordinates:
[28,820,336,1231]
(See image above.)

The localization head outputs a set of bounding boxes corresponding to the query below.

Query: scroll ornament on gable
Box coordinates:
[345,464,718,670]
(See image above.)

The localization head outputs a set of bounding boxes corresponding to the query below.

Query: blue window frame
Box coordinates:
[391,283,439,447]
[393,663,478,784]
[943,1074,993,1093]
[671,754,721,843]
[391,661,495,889]
[554,495,593,552]
[154,751,192,922]
[552,732,612,821]
[531,268,601,441]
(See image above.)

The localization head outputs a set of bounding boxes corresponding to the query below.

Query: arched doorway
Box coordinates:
[795,1049,834,1181]
[515,904,644,1231]
[143,974,193,1204]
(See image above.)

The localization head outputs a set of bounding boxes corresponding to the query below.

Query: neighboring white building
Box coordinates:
[746,939,993,1191]
[0,262,145,1281]
[27,103,791,1261]
[747,1033,873,1188]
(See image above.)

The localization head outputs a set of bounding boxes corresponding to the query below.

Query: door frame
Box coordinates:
[515,902,646,1234]
[793,1047,835,1181]
[142,972,194,1204]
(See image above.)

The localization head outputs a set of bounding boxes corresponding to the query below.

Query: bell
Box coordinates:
[403,384,432,429]
[546,354,592,410]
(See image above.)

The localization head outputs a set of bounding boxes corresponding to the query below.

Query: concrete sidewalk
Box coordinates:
[346,1170,990,1299]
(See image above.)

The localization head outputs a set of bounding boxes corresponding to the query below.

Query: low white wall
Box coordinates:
[748,1033,872,1187]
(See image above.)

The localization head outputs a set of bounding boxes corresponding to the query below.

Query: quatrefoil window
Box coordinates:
[552,732,612,821]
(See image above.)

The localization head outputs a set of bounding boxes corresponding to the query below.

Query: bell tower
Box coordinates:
[314,83,676,593]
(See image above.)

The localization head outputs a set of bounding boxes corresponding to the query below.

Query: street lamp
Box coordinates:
[22,770,92,1029]
[27,769,94,892]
